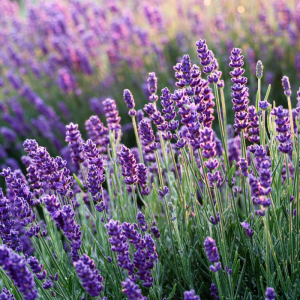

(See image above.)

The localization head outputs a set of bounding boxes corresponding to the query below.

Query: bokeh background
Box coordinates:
[0,0,299,173]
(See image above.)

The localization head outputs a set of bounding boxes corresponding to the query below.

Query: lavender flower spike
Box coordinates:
[256,60,264,79]
[210,283,220,300]
[204,237,220,263]
[122,278,146,300]
[65,122,85,165]
[184,289,200,300]
[147,72,158,103]
[0,245,38,300]
[0,288,15,300]
[124,89,136,117]
[74,254,104,297]
[281,76,291,97]
[265,287,276,300]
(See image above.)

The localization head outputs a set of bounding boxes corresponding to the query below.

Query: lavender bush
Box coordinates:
[0,34,300,300]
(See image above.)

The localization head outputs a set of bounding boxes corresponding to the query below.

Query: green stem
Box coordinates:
[132,116,144,164]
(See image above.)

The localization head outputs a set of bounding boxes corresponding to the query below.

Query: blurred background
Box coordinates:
[0,0,299,173]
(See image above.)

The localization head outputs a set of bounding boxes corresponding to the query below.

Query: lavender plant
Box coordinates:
[1,37,300,300]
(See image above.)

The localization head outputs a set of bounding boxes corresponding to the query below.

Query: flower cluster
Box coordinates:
[83,139,106,210]
[247,105,260,146]
[229,48,249,133]
[74,254,104,297]
[147,72,158,103]
[204,237,221,272]
[0,189,22,251]
[248,146,272,215]
[122,278,146,300]
[199,127,223,187]
[106,220,134,274]
[106,214,158,288]
[102,98,122,139]
[0,245,38,300]
[65,123,85,165]
[281,76,292,97]
[210,283,220,300]
[137,163,150,195]
[123,89,136,117]
[118,145,138,190]
[23,140,74,198]
[85,115,109,154]
[44,195,82,261]
[184,290,200,300]
[0,168,38,238]
[265,287,276,300]
[0,288,15,300]
[271,106,292,154]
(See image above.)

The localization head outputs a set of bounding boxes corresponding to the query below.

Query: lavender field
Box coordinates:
[0,0,300,299]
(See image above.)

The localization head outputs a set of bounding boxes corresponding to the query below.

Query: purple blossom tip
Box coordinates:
[184,289,200,300]
[265,287,276,300]
[281,76,292,97]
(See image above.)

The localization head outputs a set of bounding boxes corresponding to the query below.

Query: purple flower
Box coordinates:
[161,87,176,121]
[133,233,157,287]
[137,164,150,195]
[85,115,109,154]
[247,106,260,144]
[210,283,220,300]
[158,186,169,197]
[0,188,22,252]
[74,254,104,297]
[229,48,249,133]
[281,76,291,97]
[265,287,276,300]
[150,226,160,238]
[249,149,272,211]
[217,80,224,88]
[27,256,47,280]
[44,195,82,261]
[238,158,248,177]
[124,89,136,116]
[204,237,220,263]
[210,212,220,225]
[196,39,217,74]
[83,139,106,206]
[0,287,15,300]
[0,245,38,300]
[137,211,148,232]
[225,265,232,275]
[42,280,53,290]
[65,123,85,165]
[144,103,167,132]
[0,168,38,236]
[118,145,138,187]
[241,222,254,237]
[139,119,158,150]
[121,278,146,300]
[259,101,270,110]
[199,127,222,186]
[106,220,134,274]
[184,289,200,300]
[147,72,158,102]
[102,98,122,139]
[271,106,292,153]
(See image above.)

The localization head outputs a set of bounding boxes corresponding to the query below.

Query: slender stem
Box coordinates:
[287,96,294,142]
[132,116,144,164]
